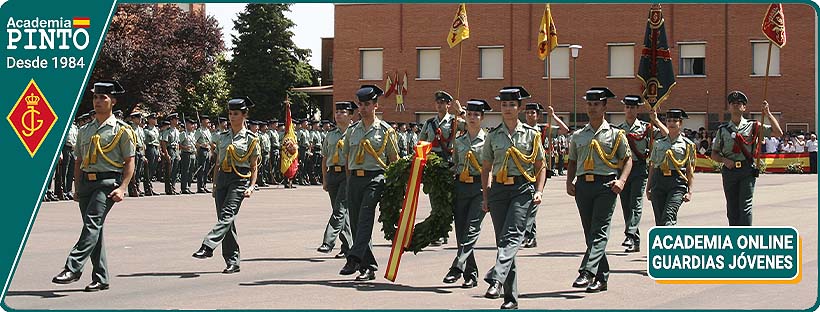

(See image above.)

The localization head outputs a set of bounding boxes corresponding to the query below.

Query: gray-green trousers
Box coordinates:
[180,151,194,192]
[165,148,179,193]
[347,171,385,272]
[65,173,120,284]
[620,160,647,241]
[449,179,486,280]
[523,202,538,241]
[649,170,688,226]
[721,165,757,226]
[321,170,352,252]
[201,170,249,266]
[575,175,617,282]
[485,178,535,304]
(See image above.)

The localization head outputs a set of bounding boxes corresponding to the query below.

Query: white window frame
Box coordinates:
[359,48,383,81]
[678,42,707,77]
[751,40,781,77]
[542,44,570,79]
[416,47,441,80]
[607,43,635,78]
[478,45,504,80]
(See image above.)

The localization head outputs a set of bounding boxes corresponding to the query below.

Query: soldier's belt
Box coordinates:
[458,175,481,184]
[352,169,383,177]
[492,175,528,186]
[83,171,121,182]
[330,166,345,173]
[580,174,616,183]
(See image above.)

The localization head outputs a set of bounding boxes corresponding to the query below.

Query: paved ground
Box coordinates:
[3,173,818,310]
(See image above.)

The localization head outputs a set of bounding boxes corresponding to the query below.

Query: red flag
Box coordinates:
[762,4,786,48]
[384,73,395,97]
[280,100,299,179]
[401,71,408,96]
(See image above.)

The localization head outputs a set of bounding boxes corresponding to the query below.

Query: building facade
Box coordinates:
[333,3,816,132]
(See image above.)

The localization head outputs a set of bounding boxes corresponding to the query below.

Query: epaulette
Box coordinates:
[522,123,539,133]
[610,123,622,130]
[717,123,730,130]
[116,119,132,129]
[489,123,504,133]
[380,120,393,130]
[246,131,258,138]
[681,136,696,146]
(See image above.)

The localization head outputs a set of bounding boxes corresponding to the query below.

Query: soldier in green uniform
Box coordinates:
[647,109,695,226]
[396,123,408,158]
[257,121,271,187]
[127,112,146,197]
[419,91,465,162]
[195,115,212,193]
[566,87,633,293]
[179,119,197,194]
[710,91,783,226]
[192,97,260,274]
[617,95,667,252]
[268,119,281,186]
[311,121,323,185]
[338,85,399,281]
[52,80,135,292]
[317,101,356,259]
[443,99,491,289]
[57,115,79,200]
[297,119,311,185]
[480,87,546,310]
[143,113,161,196]
[160,114,181,195]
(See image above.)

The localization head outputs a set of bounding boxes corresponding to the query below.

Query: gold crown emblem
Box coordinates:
[25,93,39,106]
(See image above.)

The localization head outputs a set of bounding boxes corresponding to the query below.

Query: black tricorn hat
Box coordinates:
[336,101,358,112]
[524,102,544,111]
[583,87,616,101]
[356,85,384,102]
[466,99,492,112]
[621,95,644,106]
[665,108,689,119]
[495,86,531,101]
[227,97,255,110]
[90,80,125,95]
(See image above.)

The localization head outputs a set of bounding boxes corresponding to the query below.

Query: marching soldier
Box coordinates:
[179,119,197,194]
[143,113,161,196]
[311,120,323,185]
[258,121,271,187]
[192,97,260,274]
[57,116,79,200]
[481,87,546,310]
[297,119,311,185]
[195,115,212,193]
[419,91,465,162]
[617,95,668,252]
[268,119,281,186]
[127,112,146,197]
[52,80,135,292]
[710,91,783,226]
[338,85,399,281]
[160,114,181,195]
[317,101,356,259]
[443,99,491,289]
[647,109,695,226]
[396,123,408,158]
[566,87,633,293]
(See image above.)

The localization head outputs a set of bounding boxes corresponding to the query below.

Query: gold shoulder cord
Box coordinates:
[496,132,543,183]
[332,139,344,165]
[584,129,625,171]
[221,137,259,178]
[355,128,397,169]
[459,150,483,182]
[659,143,694,183]
[81,126,136,169]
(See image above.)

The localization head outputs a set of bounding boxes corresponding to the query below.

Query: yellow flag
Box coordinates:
[447,3,469,48]
[538,4,558,60]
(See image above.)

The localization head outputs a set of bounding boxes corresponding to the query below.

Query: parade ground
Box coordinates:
[4,173,818,310]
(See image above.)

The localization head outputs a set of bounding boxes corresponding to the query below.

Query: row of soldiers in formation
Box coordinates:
[50,80,782,310]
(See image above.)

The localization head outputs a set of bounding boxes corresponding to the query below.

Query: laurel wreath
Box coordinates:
[379,153,454,254]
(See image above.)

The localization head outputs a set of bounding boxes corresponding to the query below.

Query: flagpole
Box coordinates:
[546,46,554,175]
[457,43,463,99]
[763,41,773,102]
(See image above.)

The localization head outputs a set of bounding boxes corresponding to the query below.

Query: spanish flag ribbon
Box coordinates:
[385,141,433,282]
[280,100,299,178]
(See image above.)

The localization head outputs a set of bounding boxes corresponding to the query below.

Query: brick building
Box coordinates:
[332,4,816,132]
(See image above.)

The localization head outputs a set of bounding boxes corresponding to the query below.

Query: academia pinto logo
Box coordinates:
[7,79,57,157]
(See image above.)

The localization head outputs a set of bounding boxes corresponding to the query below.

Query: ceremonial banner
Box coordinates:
[447,3,469,48]
[537,4,558,61]
[762,4,787,48]
[637,4,676,110]
[280,100,299,178]
[385,142,432,282]
[384,72,395,97]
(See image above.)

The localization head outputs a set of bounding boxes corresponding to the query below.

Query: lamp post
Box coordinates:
[569,44,582,128]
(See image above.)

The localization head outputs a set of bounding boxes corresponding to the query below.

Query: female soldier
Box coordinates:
[646,109,696,226]
[480,87,546,310]
[442,99,491,288]
[192,97,260,275]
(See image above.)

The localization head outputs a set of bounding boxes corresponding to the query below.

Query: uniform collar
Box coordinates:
[94,114,118,130]
[230,127,249,138]
[730,117,748,130]
[582,119,612,134]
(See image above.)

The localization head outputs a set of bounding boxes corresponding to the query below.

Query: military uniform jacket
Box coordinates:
[396,130,408,155]
[213,128,260,169]
[342,119,399,171]
[419,114,464,152]
[132,125,146,153]
[77,115,136,173]
[297,128,311,148]
[481,121,545,177]
[568,120,632,176]
[311,130,322,150]
[143,126,159,147]
[179,130,196,153]
[618,119,661,161]
[649,134,696,171]
[65,124,78,148]
[259,131,271,154]
[160,127,181,159]
[268,130,280,150]
[194,128,211,149]
[323,127,347,167]
[713,117,773,162]
[454,129,486,176]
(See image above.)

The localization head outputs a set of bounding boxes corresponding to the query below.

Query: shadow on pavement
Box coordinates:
[520,251,585,258]
[6,288,86,299]
[239,278,461,294]
[242,257,329,263]
[610,269,648,276]
[117,271,223,279]
[519,289,587,299]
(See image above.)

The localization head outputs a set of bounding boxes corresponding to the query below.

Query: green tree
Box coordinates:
[227,4,318,121]
[178,54,231,119]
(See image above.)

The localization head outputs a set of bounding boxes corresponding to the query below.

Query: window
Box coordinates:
[360,49,383,80]
[417,48,440,79]
[679,43,706,76]
[752,41,780,76]
[479,46,504,79]
[608,43,635,77]
[543,45,570,78]
[177,3,192,12]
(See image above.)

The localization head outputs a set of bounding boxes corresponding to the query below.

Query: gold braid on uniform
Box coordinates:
[459,150,482,182]
[660,143,695,183]
[81,126,136,169]
[355,128,398,169]
[331,139,344,165]
[584,129,626,171]
[221,137,259,178]
[496,132,543,183]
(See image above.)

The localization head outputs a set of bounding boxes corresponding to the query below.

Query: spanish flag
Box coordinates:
[537,4,558,61]
[280,99,299,179]
[762,3,786,48]
[447,3,469,48]
[73,17,90,28]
